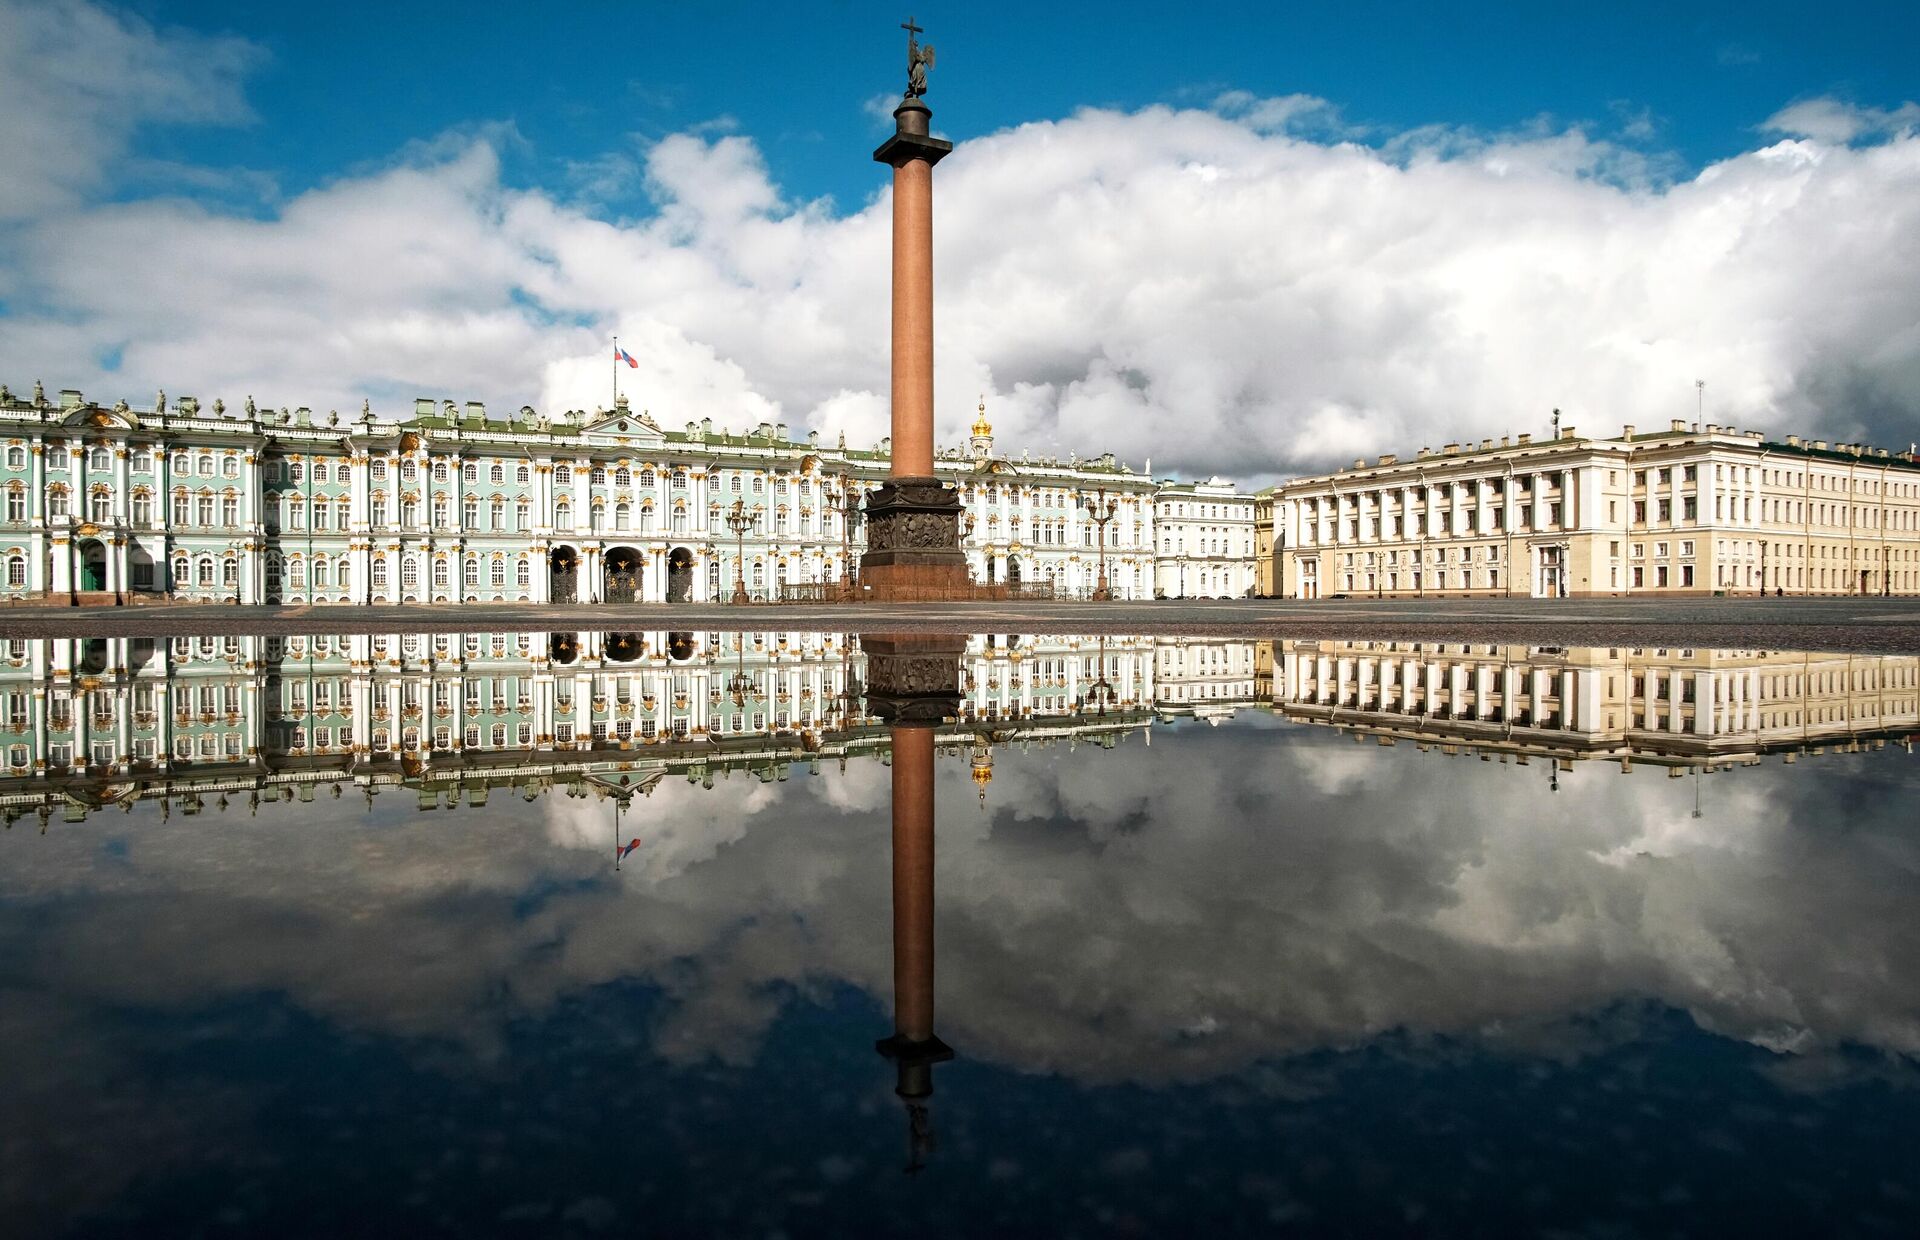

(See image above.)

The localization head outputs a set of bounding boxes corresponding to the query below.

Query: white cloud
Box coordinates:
[1764,97,1920,144]
[2,5,1918,483]
[0,0,261,221]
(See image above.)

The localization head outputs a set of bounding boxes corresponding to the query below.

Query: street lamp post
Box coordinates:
[1082,488,1118,601]
[725,500,757,604]
[830,475,864,596]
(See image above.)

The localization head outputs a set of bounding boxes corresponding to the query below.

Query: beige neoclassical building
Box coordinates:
[1271,420,1920,599]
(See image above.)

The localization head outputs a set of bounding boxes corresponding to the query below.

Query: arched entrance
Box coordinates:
[79,638,109,675]
[550,546,579,603]
[603,632,643,663]
[666,632,695,661]
[549,633,579,665]
[667,546,693,603]
[604,546,641,603]
[1006,556,1022,587]
[79,539,107,592]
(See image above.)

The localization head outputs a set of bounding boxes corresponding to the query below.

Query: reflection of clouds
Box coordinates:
[1,721,1916,1101]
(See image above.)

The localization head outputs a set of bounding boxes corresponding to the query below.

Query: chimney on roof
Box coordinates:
[1622,424,1635,440]
[1786,434,1801,447]
[1671,419,1686,432]
[1500,435,1510,448]
[1444,443,1460,455]
[464,401,485,420]
[1814,440,1829,450]
[1416,447,1431,460]
[1516,432,1532,445]
[1747,431,1762,442]
[1379,453,1397,466]
[775,421,788,441]
[1560,425,1577,440]
[414,398,434,418]
[1352,458,1366,469]
[700,417,712,437]
[1480,439,1493,451]
[59,389,82,410]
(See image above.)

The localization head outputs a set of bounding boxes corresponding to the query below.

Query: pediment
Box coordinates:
[66,406,139,431]
[578,408,666,447]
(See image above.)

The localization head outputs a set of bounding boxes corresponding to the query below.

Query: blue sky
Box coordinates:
[117,1,1917,210]
[4,0,1917,480]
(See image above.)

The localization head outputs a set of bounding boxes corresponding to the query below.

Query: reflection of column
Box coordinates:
[866,633,961,1174]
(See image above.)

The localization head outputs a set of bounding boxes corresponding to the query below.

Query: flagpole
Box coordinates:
[613,335,619,407]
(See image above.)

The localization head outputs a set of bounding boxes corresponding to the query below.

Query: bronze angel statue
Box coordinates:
[903,18,935,98]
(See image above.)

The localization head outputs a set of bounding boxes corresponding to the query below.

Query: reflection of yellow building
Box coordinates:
[1265,638,1920,767]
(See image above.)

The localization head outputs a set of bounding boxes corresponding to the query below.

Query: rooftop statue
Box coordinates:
[902,17,935,99]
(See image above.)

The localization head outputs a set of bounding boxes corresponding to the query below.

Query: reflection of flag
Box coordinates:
[615,346,638,368]
[618,838,642,860]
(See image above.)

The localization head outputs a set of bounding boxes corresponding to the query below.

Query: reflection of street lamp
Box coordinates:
[728,632,759,708]
[725,500,757,604]
[1082,487,1118,601]
[1176,553,1188,599]
[1085,636,1116,716]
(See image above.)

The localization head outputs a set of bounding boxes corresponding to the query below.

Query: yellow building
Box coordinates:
[1275,421,1920,599]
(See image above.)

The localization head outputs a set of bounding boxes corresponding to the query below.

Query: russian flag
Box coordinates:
[618,837,642,860]
[615,345,639,368]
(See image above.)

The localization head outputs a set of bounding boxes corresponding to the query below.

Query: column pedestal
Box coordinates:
[860,478,970,598]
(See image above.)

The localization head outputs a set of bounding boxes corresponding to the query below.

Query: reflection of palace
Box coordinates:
[1269,638,1920,767]
[1153,637,1258,721]
[0,385,1159,605]
[0,630,1154,825]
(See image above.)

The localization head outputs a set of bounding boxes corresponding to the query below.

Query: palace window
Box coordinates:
[401,461,417,483]
[591,466,607,485]
[556,500,572,530]
[490,464,504,484]
[49,490,68,519]
[464,557,479,587]
[516,464,529,485]
[4,447,23,469]
[19,490,41,523]
[370,559,388,589]
[401,559,419,590]
[489,499,504,531]
[433,496,449,527]
[402,498,419,527]
[312,559,329,588]
[89,448,111,472]
[463,497,478,527]
[432,462,448,483]
[490,559,506,587]
[672,470,688,488]
[555,465,571,485]
[370,499,387,527]
[639,468,655,487]
[516,559,531,588]
[222,496,239,526]
[433,559,450,589]
[89,490,112,522]
[5,557,23,588]
[515,500,529,530]
[371,461,387,482]
[615,503,630,531]
[462,462,477,483]
[197,495,215,525]
[614,466,631,487]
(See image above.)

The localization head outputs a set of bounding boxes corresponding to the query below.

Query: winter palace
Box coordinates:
[0,383,1175,606]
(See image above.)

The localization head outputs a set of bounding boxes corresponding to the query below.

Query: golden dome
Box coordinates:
[970,397,992,440]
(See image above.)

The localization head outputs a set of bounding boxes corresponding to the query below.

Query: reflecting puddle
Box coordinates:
[2,631,1916,1235]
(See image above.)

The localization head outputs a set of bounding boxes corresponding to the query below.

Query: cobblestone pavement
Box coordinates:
[3,597,1917,654]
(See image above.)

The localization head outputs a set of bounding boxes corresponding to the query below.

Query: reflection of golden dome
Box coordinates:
[970,397,991,440]
[969,742,993,807]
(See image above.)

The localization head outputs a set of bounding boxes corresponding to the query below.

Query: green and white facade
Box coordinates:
[0,384,1163,605]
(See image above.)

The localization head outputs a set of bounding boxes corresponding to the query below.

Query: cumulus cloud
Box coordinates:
[1,1,1918,483]
[1764,97,1920,144]
[0,0,262,221]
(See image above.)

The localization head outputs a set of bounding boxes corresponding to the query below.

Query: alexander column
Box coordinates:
[860,17,971,599]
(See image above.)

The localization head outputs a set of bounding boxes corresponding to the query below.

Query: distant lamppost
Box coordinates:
[728,632,760,708]
[1082,488,1118,601]
[725,500,757,604]
[827,475,864,594]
